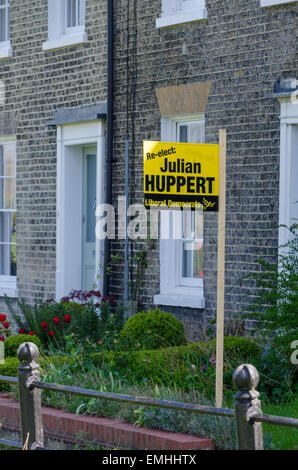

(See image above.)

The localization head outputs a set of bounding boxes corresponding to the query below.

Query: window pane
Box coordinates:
[86,154,96,243]
[0,8,6,42]
[179,125,188,143]
[4,143,15,176]
[67,0,77,27]
[182,240,203,279]
[188,122,204,143]
[0,211,16,276]
[7,5,9,40]
[4,177,15,209]
[178,119,204,282]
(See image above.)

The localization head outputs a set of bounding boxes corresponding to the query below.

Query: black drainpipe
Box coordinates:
[103,0,114,298]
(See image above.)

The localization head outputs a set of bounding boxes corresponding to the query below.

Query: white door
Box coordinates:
[82,147,97,291]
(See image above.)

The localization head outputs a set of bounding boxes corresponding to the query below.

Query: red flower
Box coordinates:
[28,331,34,336]
[53,317,60,325]
[102,296,115,306]
[19,328,26,334]
[63,315,71,323]
[97,338,103,344]
[48,330,54,337]
[0,314,6,322]
[41,321,48,330]
[2,322,9,329]
[0,337,4,342]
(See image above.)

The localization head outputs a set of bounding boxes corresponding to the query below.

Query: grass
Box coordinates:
[262,397,298,450]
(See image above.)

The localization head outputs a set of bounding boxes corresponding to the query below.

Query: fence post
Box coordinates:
[233,364,263,450]
[17,342,44,450]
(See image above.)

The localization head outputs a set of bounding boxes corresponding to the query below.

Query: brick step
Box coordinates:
[0,395,214,450]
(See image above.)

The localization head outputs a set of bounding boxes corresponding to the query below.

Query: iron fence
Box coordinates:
[0,342,297,450]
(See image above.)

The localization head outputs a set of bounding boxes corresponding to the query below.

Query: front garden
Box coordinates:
[0,230,297,450]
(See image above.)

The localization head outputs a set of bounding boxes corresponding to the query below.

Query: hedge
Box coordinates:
[0,357,20,391]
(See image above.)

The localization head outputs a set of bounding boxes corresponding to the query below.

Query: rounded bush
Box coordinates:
[120,309,187,350]
[4,334,42,358]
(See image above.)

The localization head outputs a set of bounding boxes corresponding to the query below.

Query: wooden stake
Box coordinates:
[216,129,227,408]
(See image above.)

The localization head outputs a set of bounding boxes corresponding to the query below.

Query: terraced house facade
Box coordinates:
[0,0,297,340]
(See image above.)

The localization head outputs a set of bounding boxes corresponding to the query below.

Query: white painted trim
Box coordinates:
[156,8,207,28]
[154,293,205,309]
[0,139,17,297]
[154,115,206,309]
[0,43,12,59]
[43,0,87,52]
[278,97,298,248]
[42,32,88,51]
[55,120,105,301]
[0,275,18,298]
[260,0,297,7]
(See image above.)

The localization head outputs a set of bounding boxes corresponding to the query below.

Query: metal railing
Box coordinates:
[0,342,297,450]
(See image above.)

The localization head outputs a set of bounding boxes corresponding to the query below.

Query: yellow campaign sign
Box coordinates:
[143,141,219,211]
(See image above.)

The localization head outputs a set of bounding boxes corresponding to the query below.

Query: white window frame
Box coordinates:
[55,120,105,301]
[156,0,207,29]
[0,137,17,298]
[260,0,297,7]
[0,0,12,59]
[277,95,298,249]
[154,114,206,309]
[65,0,85,33]
[43,0,87,52]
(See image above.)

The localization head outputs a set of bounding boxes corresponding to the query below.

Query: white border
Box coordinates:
[260,0,297,7]
[154,114,206,309]
[43,32,87,52]
[0,138,17,298]
[156,8,207,28]
[278,97,298,247]
[55,120,105,301]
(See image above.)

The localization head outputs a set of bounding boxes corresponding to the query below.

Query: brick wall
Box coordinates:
[110,0,297,339]
[0,0,107,306]
[0,1,297,340]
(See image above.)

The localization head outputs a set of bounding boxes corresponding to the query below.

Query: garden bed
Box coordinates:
[0,395,214,450]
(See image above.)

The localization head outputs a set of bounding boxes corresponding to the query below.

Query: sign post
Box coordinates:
[215,129,227,408]
[143,135,226,407]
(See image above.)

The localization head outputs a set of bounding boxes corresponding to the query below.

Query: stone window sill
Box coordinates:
[260,0,297,7]
[154,293,205,309]
[0,45,12,60]
[156,8,207,28]
[42,32,88,52]
[0,276,18,298]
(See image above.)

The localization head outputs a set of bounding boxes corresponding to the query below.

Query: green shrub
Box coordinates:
[0,357,20,391]
[90,341,213,392]
[242,227,298,356]
[209,336,261,362]
[4,334,42,358]
[66,303,101,343]
[120,309,187,350]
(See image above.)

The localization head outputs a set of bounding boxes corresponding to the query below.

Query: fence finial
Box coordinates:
[233,364,259,399]
[233,364,263,450]
[17,342,39,365]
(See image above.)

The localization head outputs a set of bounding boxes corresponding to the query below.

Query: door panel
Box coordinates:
[82,149,97,291]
